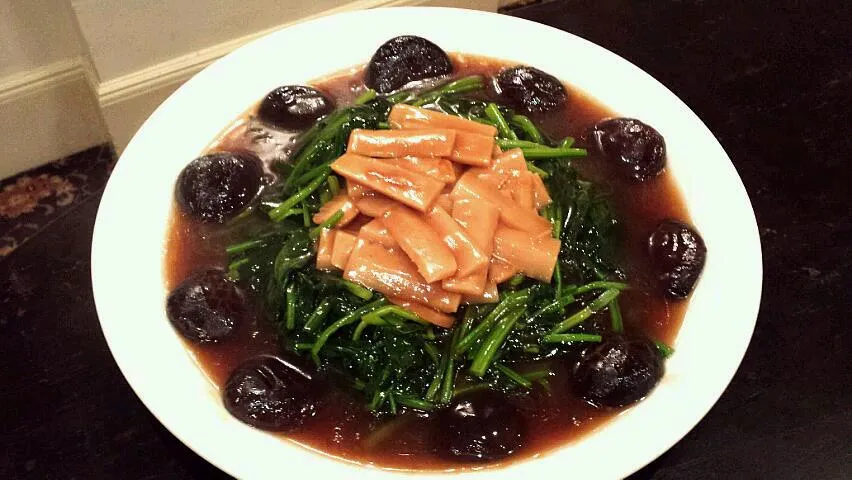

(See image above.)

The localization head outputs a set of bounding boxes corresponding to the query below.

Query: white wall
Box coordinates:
[72,0,380,82]
[0,0,498,177]
[0,1,85,78]
[77,0,498,151]
[0,0,109,178]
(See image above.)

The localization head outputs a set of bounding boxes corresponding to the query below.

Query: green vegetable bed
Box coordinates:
[223,76,662,415]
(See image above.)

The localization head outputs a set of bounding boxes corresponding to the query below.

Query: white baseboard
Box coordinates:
[0,58,109,179]
[100,0,499,151]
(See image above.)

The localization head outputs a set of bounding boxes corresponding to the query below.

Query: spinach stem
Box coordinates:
[225,238,266,255]
[388,393,397,415]
[610,298,624,333]
[300,200,310,227]
[353,89,377,105]
[423,342,440,364]
[470,116,498,127]
[458,307,477,339]
[453,382,491,397]
[455,289,530,356]
[655,340,675,358]
[311,298,388,363]
[303,298,332,332]
[319,185,331,203]
[308,209,344,238]
[526,162,549,177]
[496,138,587,158]
[509,114,543,143]
[341,280,373,300]
[269,170,330,222]
[554,264,564,311]
[285,281,297,330]
[527,294,576,324]
[521,368,551,382]
[426,346,450,401]
[283,110,349,191]
[484,103,518,140]
[409,76,484,107]
[327,175,341,196]
[574,280,628,295]
[439,357,456,404]
[496,363,532,388]
[496,138,543,148]
[521,146,587,159]
[296,164,332,185]
[546,203,565,310]
[470,308,524,377]
[410,83,483,107]
[395,396,434,411]
[550,288,620,334]
[226,257,249,280]
[435,324,464,403]
[362,305,423,325]
[351,319,374,342]
[543,333,603,344]
[558,136,575,148]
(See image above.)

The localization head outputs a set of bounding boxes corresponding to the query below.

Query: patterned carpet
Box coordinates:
[0,144,115,258]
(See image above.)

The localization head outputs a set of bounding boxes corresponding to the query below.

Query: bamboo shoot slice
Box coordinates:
[383,205,458,282]
[449,131,495,166]
[313,193,359,227]
[344,239,461,313]
[489,258,518,284]
[425,206,488,277]
[388,104,497,137]
[331,153,445,212]
[347,128,455,157]
[380,156,457,183]
[330,230,358,270]
[463,279,499,304]
[492,225,561,282]
[316,228,335,271]
[358,219,398,248]
[451,171,551,234]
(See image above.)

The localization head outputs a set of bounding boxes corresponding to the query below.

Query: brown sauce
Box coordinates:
[164,53,690,470]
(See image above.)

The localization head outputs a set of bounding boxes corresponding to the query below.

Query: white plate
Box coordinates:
[92,7,762,479]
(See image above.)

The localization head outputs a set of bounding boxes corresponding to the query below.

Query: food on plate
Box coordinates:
[258,85,335,130]
[494,66,568,113]
[166,269,251,343]
[164,35,705,469]
[175,152,263,223]
[366,35,453,93]
[223,354,325,431]
[572,334,664,407]
[590,117,666,181]
[648,219,707,297]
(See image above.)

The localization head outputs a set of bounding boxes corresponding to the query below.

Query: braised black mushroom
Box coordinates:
[257,85,335,130]
[365,36,453,93]
[648,220,707,298]
[223,354,324,431]
[573,334,664,408]
[175,151,263,223]
[494,66,567,113]
[166,269,249,343]
[590,118,666,181]
[434,390,526,461]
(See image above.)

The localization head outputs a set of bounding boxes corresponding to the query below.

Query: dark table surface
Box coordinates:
[2,0,850,478]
